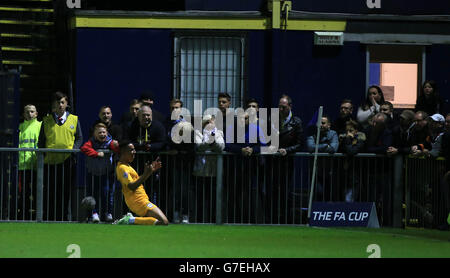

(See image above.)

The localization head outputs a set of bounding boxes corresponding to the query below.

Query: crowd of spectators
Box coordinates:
[8,80,450,229]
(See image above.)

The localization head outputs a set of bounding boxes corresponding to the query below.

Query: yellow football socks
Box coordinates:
[134,217,158,225]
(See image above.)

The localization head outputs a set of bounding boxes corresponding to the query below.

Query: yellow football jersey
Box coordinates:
[116,162,153,216]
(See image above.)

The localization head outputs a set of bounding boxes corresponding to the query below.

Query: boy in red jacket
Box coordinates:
[81,123,119,223]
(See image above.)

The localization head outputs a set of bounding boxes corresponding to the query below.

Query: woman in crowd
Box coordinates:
[357,85,385,129]
[415,80,443,116]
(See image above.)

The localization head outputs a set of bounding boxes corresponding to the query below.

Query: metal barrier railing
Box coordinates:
[404,156,449,229]
[1,147,446,228]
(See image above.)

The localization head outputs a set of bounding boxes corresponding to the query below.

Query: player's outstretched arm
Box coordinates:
[127,158,162,191]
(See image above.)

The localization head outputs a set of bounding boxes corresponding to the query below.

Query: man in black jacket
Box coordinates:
[266,94,304,224]
[128,104,166,152]
[387,109,416,156]
[277,94,304,155]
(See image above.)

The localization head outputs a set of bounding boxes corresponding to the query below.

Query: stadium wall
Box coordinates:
[71,6,450,139]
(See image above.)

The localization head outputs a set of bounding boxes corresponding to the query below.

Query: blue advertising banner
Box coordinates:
[310,202,380,228]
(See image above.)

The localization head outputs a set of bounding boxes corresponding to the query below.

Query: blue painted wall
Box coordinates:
[267,31,366,124]
[75,28,366,139]
[74,28,450,140]
[75,28,172,139]
[74,28,367,140]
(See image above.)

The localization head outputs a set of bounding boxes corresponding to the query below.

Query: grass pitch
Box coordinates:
[0,222,448,258]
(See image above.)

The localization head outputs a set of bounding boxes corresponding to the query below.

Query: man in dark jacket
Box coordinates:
[387,109,416,156]
[365,112,392,154]
[128,104,166,152]
[277,94,304,155]
[266,94,304,224]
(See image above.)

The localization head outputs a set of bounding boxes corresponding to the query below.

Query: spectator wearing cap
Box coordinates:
[428,114,445,158]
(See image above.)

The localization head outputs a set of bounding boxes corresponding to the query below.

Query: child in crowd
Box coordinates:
[339,119,366,156]
[80,123,119,223]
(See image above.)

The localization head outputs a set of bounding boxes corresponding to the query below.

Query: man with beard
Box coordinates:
[306,115,339,154]
[332,99,356,135]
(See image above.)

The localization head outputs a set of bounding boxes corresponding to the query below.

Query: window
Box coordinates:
[368,45,424,109]
[173,35,246,116]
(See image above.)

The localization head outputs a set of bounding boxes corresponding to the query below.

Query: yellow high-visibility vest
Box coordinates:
[18,118,42,170]
[43,114,78,164]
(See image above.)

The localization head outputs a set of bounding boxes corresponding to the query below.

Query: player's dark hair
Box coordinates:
[218,92,231,101]
[118,140,133,155]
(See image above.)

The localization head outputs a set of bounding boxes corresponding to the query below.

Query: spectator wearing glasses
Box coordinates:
[357,86,385,130]
[409,111,431,157]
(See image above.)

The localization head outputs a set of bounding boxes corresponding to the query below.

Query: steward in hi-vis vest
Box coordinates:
[42,113,79,164]
[18,117,42,170]
[37,91,83,221]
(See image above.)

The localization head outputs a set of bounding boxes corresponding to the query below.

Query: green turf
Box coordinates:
[0,222,448,258]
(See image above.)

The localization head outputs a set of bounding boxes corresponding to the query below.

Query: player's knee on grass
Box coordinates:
[146,208,169,225]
